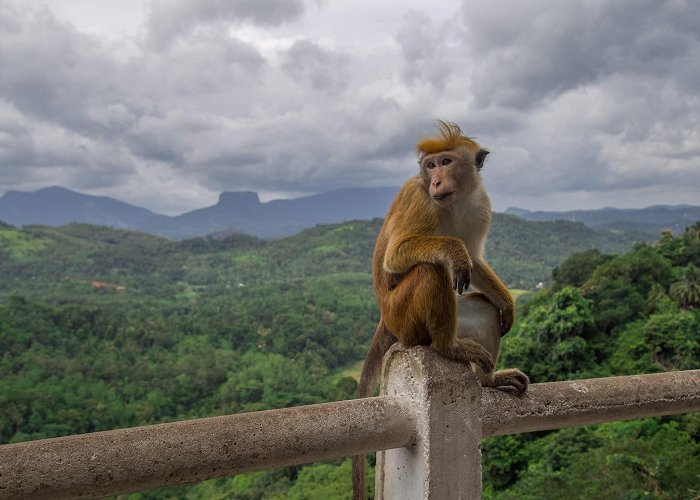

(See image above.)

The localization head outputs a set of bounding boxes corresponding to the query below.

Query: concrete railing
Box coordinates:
[1,345,699,499]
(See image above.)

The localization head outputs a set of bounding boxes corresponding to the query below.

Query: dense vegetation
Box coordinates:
[485,223,700,498]
[0,218,697,498]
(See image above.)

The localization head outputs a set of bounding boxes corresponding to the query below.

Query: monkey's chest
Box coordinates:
[434,220,484,256]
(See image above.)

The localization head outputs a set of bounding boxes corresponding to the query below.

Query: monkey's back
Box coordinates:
[372,176,438,302]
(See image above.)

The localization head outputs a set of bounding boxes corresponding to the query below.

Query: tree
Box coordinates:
[551,249,612,290]
[488,421,700,500]
[500,287,597,382]
[669,264,700,309]
[610,310,700,374]
[657,221,700,267]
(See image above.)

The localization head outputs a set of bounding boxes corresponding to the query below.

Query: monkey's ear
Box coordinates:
[475,149,489,170]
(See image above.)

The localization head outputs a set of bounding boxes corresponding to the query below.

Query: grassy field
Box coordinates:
[509,288,529,299]
[340,360,365,381]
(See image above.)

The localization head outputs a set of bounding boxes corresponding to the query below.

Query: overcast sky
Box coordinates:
[1,0,699,214]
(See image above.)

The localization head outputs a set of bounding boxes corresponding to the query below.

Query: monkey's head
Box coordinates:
[416,121,489,207]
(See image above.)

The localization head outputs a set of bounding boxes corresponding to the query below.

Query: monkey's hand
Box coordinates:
[452,256,473,295]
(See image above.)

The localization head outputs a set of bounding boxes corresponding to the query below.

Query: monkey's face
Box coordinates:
[420,148,478,207]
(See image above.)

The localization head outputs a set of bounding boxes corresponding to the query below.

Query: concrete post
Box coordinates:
[375,344,482,500]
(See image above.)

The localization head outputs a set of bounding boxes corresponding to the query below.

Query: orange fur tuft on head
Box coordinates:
[416,120,481,159]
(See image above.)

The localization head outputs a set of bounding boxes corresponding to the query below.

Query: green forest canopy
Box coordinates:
[0,220,698,498]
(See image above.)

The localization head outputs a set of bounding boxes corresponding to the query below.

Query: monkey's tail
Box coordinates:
[352,321,394,500]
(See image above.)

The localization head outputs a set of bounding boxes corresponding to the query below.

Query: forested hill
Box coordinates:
[1,212,698,497]
[0,213,649,292]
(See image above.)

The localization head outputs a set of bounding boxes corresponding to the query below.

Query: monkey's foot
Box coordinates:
[492,368,529,395]
[434,337,494,374]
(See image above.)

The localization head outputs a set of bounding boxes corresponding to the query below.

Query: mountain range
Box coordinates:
[0,186,697,239]
[505,205,700,236]
[0,186,398,239]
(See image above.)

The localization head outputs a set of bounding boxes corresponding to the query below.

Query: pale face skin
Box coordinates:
[419,147,480,207]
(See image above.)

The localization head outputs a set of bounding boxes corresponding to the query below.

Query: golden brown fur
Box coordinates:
[416,120,481,157]
[352,121,528,500]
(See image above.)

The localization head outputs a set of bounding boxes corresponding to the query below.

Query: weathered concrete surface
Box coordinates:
[374,346,700,499]
[375,345,482,500]
[0,397,415,499]
[1,343,698,500]
[482,369,700,437]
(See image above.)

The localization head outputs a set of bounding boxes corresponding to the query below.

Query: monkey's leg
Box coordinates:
[455,292,529,394]
[438,337,495,374]
[384,263,494,373]
[470,260,515,334]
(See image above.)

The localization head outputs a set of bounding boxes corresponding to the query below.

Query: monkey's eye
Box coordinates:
[441,158,452,166]
[426,162,436,169]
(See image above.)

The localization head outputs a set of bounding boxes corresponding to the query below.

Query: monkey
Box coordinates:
[352,121,529,500]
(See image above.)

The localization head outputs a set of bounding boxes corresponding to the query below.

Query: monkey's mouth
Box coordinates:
[432,191,455,201]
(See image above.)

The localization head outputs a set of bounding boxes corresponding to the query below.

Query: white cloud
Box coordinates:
[0,0,698,214]
[457,0,700,207]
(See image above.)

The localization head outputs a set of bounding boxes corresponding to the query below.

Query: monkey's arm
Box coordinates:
[470,259,514,334]
[384,235,473,294]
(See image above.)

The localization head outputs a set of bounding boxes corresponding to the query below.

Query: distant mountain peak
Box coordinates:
[0,185,163,230]
[38,186,75,193]
[505,207,531,216]
[218,191,261,206]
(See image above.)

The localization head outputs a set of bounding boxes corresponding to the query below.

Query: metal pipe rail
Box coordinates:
[1,345,698,499]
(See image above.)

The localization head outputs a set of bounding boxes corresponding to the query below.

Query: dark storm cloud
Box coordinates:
[119,32,266,167]
[0,5,137,192]
[147,0,306,48]
[281,40,350,91]
[0,119,34,167]
[456,0,700,202]
[0,5,135,137]
[462,0,700,109]
[0,0,697,213]
[395,11,453,89]
[0,2,270,182]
